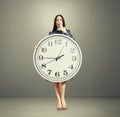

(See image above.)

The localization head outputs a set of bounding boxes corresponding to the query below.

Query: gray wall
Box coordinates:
[0,0,120,97]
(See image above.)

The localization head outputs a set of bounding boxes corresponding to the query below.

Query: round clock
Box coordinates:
[33,34,82,82]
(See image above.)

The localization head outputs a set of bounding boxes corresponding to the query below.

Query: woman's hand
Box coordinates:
[60,27,67,33]
[58,26,67,33]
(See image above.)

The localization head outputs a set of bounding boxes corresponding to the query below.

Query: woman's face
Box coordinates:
[56,16,63,29]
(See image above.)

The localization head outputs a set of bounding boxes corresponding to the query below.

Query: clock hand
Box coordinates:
[44,58,56,65]
[56,54,64,61]
[43,57,56,59]
[57,46,64,57]
[43,46,64,66]
[44,54,64,65]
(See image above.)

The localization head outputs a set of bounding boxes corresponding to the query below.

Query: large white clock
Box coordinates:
[33,34,82,82]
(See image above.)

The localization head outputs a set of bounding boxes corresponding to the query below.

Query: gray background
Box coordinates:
[0,0,120,97]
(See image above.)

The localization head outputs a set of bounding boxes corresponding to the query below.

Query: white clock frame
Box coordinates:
[33,34,82,82]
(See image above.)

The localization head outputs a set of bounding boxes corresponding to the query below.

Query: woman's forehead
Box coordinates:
[56,16,62,20]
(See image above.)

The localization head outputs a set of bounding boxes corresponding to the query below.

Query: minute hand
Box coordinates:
[45,58,56,65]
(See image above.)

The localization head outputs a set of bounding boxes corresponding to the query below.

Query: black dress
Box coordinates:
[49,29,75,40]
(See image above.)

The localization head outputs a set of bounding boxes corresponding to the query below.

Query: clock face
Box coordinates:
[33,34,82,82]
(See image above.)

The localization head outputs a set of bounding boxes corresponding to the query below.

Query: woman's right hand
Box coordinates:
[58,26,67,33]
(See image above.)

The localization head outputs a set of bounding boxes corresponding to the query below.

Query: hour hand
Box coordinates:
[39,55,56,60]
[43,57,56,59]
[56,54,64,61]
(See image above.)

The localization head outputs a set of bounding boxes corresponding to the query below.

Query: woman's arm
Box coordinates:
[65,29,75,40]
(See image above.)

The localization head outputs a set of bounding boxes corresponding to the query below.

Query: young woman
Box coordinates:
[49,15,74,110]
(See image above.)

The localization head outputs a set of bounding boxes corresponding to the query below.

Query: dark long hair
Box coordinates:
[52,15,66,32]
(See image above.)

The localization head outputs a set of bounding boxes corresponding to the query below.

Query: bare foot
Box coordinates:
[61,98,67,110]
[57,101,62,110]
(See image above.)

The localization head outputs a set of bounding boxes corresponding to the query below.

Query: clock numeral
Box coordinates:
[41,48,47,53]
[41,64,46,68]
[72,56,77,61]
[39,55,43,60]
[70,48,75,53]
[48,41,53,46]
[63,70,68,75]
[47,70,52,75]
[55,39,62,45]
[68,65,74,69]
[55,72,60,77]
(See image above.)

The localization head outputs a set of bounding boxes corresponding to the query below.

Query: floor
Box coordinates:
[0,97,120,117]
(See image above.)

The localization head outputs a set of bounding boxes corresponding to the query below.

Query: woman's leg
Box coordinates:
[54,82,67,110]
[54,83,62,110]
[60,82,67,109]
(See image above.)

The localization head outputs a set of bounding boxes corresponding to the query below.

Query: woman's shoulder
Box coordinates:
[66,29,71,32]
[48,31,52,35]
[66,29,75,39]
[66,29,73,35]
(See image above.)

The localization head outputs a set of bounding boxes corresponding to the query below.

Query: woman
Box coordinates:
[49,15,74,110]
